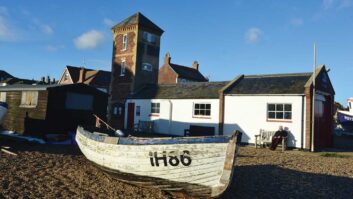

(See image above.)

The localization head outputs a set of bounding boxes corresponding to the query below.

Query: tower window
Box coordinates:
[142,63,152,71]
[143,32,156,44]
[120,61,126,76]
[122,34,127,50]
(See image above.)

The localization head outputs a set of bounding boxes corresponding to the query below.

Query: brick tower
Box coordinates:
[108,12,164,129]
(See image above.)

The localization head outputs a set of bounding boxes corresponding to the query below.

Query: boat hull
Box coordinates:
[76,126,240,198]
[337,111,353,130]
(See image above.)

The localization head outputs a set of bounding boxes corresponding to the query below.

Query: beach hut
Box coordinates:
[0,83,108,137]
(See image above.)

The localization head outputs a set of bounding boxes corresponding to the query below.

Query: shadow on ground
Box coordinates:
[221,164,353,199]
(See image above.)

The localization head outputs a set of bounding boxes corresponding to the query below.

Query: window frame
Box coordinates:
[193,103,211,118]
[267,103,292,122]
[142,63,152,71]
[20,91,38,108]
[122,34,127,51]
[150,102,160,116]
[0,92,6,102]
[120,60,126,76]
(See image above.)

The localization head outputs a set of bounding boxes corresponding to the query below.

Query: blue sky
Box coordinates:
[0,0,352,104]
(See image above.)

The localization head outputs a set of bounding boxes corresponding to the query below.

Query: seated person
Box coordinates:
[270,126,287,150]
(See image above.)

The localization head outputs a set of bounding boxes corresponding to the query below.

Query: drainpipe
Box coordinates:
[301,95,305,150]
[168,100,173,133]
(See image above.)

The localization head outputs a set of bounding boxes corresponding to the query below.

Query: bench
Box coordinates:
[134,120,154,134]
[184,125,215,136]
[255,129,287,152]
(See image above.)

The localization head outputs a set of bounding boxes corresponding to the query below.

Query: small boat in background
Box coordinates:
[337,98,353,131]
[76,126,241,198]
[0,102,8,125]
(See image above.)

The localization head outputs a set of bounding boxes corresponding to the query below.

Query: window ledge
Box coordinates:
[20,105,37,108]
[267,119,292,123]
[149,113,160,117]
[192,116,211,119]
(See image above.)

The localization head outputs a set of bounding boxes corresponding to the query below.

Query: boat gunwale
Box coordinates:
[77,126,234,145]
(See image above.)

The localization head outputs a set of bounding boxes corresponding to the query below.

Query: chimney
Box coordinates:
[46,76,50,84]
[41,76,45,83]
[192,61,199,71]
[164,52,171,65]
[78,67,85,83]
[52,78,56,84]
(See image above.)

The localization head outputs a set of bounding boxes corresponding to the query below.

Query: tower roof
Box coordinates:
[112,12,164,34]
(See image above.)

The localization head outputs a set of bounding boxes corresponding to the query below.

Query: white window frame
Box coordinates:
[0,92,6,102]
[120,60,126,76]
[267,103,292,121]
[142,63,153,71]
[122,34,127,51]
[20,91,38,108]
[151,102,160,115]
[193,103,211,117]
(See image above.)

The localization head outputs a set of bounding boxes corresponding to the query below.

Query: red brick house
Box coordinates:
[158,53,208,84]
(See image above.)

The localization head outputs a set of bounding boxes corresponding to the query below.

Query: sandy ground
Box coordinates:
[1,141,352,199]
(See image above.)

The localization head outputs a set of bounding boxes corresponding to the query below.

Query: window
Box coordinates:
[151,103,160,114]
[136,106,141,116]
[20,91,38,107]
[65,92,93,111]
[143,31,156,43]
[267,103,292,120]
[122,34,127,50]
[142,63,152,71]
[0,92,6,102]
[120,60,126,76]
[193,103,211,117]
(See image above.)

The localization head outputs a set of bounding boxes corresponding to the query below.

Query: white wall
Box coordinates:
[125,99,220,136]
[223,95,306,148]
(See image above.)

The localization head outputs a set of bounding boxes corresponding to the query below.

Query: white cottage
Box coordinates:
[125,81,228,136]
[125,65,335,150]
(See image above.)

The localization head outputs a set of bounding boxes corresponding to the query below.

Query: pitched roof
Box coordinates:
[129,81,229,99]
[0,70,13,80]
[65,65,111,88]
[225,73,312,95]
[170,64,208,82]
[112,12,163,33]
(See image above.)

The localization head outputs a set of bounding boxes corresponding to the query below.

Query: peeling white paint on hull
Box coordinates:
[76,126,241,198]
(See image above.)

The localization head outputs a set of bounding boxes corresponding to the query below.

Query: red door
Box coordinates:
[127,103,135,130]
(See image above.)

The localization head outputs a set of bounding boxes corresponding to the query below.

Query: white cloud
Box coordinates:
[74,30,105,50]
[41,24,53,35]
[245,27,262,44]
[103,18,115,27]
[290,18,304,26]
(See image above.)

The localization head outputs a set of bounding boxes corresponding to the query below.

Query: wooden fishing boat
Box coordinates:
[76,126,241,198]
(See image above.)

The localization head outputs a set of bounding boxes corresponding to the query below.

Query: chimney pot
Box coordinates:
[192,61,199,71]
[164,52,171,65]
